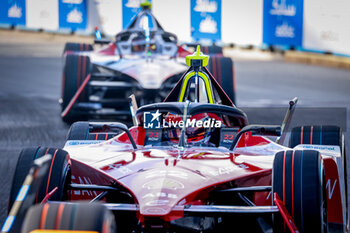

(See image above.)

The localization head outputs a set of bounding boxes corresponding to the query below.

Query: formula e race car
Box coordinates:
[5,48,347,233]
[60,2,236,123]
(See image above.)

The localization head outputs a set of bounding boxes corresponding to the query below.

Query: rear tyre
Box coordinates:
[202,45,223,55]
[273,150,326,233]
[66,122,120,141]
[9,147,70,211]
[290,125,343,149]
[61,54,91,123]
[66,121,90,140]
[290,125,346,180]
[21,202,116,233]
[63,42,93,54]
[208,56,236,105]
[290,125,347,229]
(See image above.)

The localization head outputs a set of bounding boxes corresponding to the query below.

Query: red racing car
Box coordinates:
[5,48,347,233]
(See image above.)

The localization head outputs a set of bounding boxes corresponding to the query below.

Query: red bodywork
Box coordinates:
[61,123,347,233]
[63,126,346,229]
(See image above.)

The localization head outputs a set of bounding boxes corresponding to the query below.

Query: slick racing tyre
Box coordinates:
[9,147,71,211]
[202,45,223,55]
[21,202,116,233]
[272,150,326,233]
[66,122,120,141]
[289,125,343,149]
[208,56,236,105]
[61,54,91,123]
[63,42,93,55]
[289,125,346,173]
[289,125,347,228]
[66,121,90,140]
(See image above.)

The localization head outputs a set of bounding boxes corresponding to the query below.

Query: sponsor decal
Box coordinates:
[71,175,97,196]
[145,170,188,179]
[298,144,339,152]
[67,8,83,23]
[145,199,170,206]
[194,0,218,13]
[143,207,167,214]
[296,144,341,157]
[65,140,104,146]
[142,192,178,199]
[266,191,272,200]
[207,166,241,176]
[203,165,246,177]
[143,179,184,190]
[326,179,337,199]
[143,111,222,129]
[145,129,162,144]
[270,0,296,16]
[275,22,295,38]
[8,4,22,18]
[116,166,133,175]
[219,128,239,148]
[199,15,217,34]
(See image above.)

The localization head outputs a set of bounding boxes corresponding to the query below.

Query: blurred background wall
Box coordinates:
[0,0,349,56]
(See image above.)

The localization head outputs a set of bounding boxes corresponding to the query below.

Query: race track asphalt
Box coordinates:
[0,30,350,227]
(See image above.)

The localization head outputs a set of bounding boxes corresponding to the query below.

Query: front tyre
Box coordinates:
[21,202,116,233]
[273,150,327,233]
[208,56,236,105]
[9,147,71,211]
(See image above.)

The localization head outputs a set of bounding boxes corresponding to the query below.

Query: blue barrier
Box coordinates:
[191,0,221,41]
[59,0,88,30]
[0,0,26,26]
[263,0,303,47]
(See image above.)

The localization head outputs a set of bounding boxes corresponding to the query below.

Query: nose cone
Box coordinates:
[136,62,165,89]
[119,165,203,216]
[113,154,251,217]
[108,58,186,89]
[97,148,264,217]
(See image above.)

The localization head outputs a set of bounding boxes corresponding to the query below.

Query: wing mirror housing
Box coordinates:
[94,39,112,45]
[229,125,281,151]
[89,122,137,149]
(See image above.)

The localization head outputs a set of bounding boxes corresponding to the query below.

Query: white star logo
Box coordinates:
[151,110,161,122]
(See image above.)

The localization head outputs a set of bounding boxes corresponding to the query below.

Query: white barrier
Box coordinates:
[222,0,262,46]
[88,0,122,36]
[303,0,350,55]
[26,0,59,31]
[152,0,191,42]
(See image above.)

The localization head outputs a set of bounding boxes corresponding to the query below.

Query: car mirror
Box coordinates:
[89,122,137,149]
[94,39,112,45]
[230,125,281,151]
